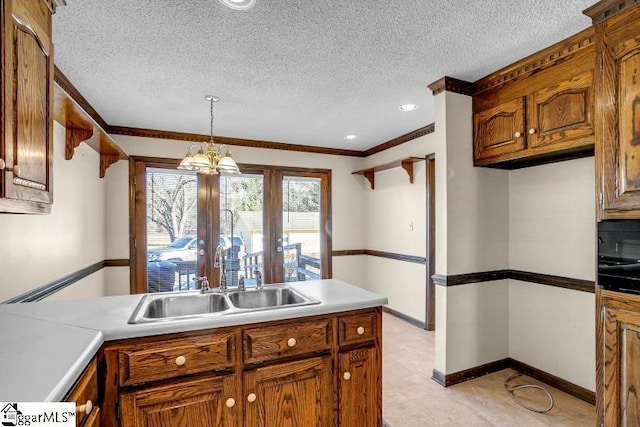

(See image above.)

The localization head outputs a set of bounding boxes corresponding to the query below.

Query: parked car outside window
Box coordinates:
[147,236,197,262]
[147,235,246,263]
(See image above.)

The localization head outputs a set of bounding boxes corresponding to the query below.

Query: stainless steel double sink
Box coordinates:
[128,285,320,324]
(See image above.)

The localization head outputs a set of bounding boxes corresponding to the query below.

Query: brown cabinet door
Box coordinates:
[338,347,380,427]
[473,97,526,161]
[597,8,640,215]
[119,374,239,427]
[2,0,53,209]
[84,407,100,427]
[528,71,594,149]
[603,305,640,427]
[244,356,334,427]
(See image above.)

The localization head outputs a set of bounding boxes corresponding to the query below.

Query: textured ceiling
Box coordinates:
[53,0,595,151]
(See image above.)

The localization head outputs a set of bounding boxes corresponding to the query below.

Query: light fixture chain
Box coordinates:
[210,97,215,143]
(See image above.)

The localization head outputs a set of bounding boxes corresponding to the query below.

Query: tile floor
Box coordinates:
[382,313,596,426]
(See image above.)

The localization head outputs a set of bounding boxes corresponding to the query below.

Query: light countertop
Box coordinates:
[0,279,387,401]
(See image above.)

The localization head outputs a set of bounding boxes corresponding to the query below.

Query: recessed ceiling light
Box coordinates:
[399,104,418,112]
[344,134,357,140]
[218,0,255,10]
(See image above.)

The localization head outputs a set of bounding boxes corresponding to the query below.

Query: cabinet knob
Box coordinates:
[514,132,522,138]
[247,393,257,403]
[356,326,365,335]
[343,372,351,380]
[77,400,93,415]
[0,159,20,176]
[225,398,236,408]
[287,338,297,347]
[175,355,186,366]
[528,128,536,135]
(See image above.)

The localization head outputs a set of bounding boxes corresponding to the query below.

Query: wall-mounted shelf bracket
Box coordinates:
[352,157,425,190]
[54,84,128,178]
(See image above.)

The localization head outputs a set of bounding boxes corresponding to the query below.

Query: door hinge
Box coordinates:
[600,57,604,72]
[599,192,604,208]
[134,238,137,248]
[601,308,605,324]
[115,401,120,420]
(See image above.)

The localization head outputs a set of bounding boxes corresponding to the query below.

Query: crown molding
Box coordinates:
[363,123,435,157]
[473,27,595,94]
[54,66,109,130]
[583,0,640,23]
[42,0,66,13]
[107,126,365,157]
[427,76,474,96]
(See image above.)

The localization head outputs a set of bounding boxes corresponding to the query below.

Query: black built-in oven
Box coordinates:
[598,220,640,295]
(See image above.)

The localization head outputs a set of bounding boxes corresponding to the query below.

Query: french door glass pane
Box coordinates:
[219,173,264,288]
[145,167,199,292]
[282,176,322,282]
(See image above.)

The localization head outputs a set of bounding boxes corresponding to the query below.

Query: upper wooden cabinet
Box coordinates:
[593,4,640,219]
[0,0,60,213]
[473,97,525,161]
[473,28,596,168]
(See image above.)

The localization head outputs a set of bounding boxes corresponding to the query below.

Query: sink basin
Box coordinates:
[227,287,319,310]
[128,292,230,323]
[128,286,320,324]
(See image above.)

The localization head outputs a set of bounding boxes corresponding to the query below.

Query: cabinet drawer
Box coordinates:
[119,331,235,386]
[339,311,377,347]
[243,319,332,364]
[66,359,98,427]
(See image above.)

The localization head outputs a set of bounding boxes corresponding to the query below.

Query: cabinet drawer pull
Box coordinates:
[247,393,257,403]
[528,128,536,135]
[343,372,351,380]
[356,326,365,335]
[175,355,186,366]
[514,132,522,138]
[77,400,93,415]
[226,398,236,408]
[287,338,297,347]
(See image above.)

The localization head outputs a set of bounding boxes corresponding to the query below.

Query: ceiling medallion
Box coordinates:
[218,0,256,10]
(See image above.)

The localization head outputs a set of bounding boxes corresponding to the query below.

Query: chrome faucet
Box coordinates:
[195,276,212,293]
[214,244,228,291]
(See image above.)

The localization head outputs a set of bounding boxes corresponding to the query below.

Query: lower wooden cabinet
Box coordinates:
[338,346,380,427]
[601,290,640,426]
[65,358,99,427]
[84,407,101,427]
[119,375,239,427]
[244,356,334,427]
[101,308,382,427]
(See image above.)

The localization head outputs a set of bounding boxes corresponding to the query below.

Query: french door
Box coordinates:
[131,157,331,294]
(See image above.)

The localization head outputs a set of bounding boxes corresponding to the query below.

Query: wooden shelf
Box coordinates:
[53,84,128,178]
[352,157,424,189]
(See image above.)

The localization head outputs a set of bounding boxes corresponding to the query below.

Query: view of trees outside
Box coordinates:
[146,169,197,247]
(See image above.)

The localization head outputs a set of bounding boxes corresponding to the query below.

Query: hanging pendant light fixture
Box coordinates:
[177,95,240,175]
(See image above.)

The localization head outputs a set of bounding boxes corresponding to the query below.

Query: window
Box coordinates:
[130,157,331,294]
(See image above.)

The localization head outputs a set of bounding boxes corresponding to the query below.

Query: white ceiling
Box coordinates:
[53,0,595,151]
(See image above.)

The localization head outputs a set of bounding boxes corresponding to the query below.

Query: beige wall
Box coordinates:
[435,92,510,375]
[0,122,107,302]
[362,131,437,322]
[508,157,596,391]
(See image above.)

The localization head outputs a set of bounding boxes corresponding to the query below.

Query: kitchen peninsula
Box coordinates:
[0,279,387,426]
